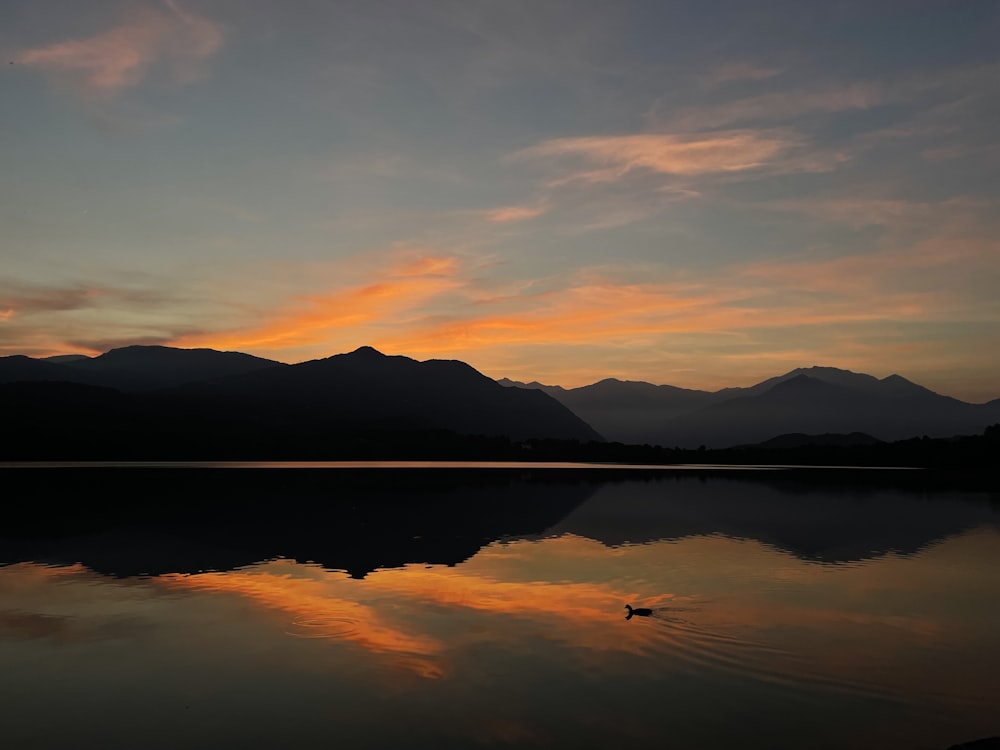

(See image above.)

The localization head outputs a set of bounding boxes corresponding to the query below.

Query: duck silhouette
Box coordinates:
[625,604,652,620]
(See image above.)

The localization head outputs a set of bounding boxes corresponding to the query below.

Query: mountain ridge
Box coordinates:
[499,366,1000,447]
[3,346,998,452]
[0,345,602,457]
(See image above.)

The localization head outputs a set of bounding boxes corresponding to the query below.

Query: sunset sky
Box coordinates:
[2,1,998,400]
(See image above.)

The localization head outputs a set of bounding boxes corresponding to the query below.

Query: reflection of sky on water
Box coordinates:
[2,527,999,749]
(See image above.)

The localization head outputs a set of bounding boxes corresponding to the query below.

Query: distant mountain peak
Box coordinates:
[774,373,826,388]
[349,345,385,357]
[792,365,861,375]
[97,344,220,360]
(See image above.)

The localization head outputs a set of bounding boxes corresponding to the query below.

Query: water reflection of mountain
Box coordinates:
[1,468,997,576]
[549,473,1000,563]
[1,468,601,578]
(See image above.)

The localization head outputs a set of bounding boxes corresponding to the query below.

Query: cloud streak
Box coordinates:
[0,278,204,357]
[517,130,798,182]
[699,61,782,87]
[10,222,995,399]
[149,219,999,399]
[18,0,222,100]
[172,253,465,353]
[484,203,549,223]
[664,84,882,131]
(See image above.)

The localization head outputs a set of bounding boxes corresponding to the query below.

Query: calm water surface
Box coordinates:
[1,467,998,749]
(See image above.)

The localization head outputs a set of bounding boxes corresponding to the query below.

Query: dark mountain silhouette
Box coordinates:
[170,345,602,442]
[0,346,601,458]
[499,376,722,445]
[501,367,1000,448]
[715,365,890,399]
[41,354,91,364]
[66,344,285,391]
[664,373,999,448]
[1,345,282,391]
[6,345,998,455]
[496,377,566,397]
[0,355,90,384]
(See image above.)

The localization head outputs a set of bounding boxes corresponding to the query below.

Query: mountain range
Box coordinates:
[504,365,1000,447]
[2,346,998,453]
[0,345,599,458]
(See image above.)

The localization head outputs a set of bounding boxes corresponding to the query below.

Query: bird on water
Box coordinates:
[625,604,652,620]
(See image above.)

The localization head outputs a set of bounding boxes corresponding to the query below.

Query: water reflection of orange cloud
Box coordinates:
[0,562,89,582]
[6,529,1000,719]
[158,568,447,679]
[156,547,687,680]
[365,567,682,652]
[149,528,1000,706]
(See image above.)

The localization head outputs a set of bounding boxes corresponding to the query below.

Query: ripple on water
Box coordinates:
[639,613,907,707]
[286,616,364,640]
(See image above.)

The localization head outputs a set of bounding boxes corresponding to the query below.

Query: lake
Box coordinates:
[1,465,998,749]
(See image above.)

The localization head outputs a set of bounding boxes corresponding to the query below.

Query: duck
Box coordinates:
[625,604,652,620]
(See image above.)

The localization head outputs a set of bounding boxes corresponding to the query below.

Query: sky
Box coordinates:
[1,1,998,401]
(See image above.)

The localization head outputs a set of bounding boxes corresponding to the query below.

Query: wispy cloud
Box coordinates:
[484,203,549,223]
[662,84,882,131]
[741,235,1000,296]
[371,266,958,364]
[761,195,992,230]
[0,284,99,315]
[143,214,996,391]
[516,130,801,183]
[0,278,203,357]
[18,0,222,100]
[0,280,179,317]
[699,61,782,87]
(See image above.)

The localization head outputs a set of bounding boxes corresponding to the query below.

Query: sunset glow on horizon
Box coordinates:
[2,2,998,400]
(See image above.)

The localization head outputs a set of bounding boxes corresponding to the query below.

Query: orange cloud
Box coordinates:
[484,203,548,223]
[143,218,998,399]
[371,278,739,355]
[369,260,962,362]
[18,0,222,99]
[167,230,997,393]
[172,253,464,353]
[517,131,796,181]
